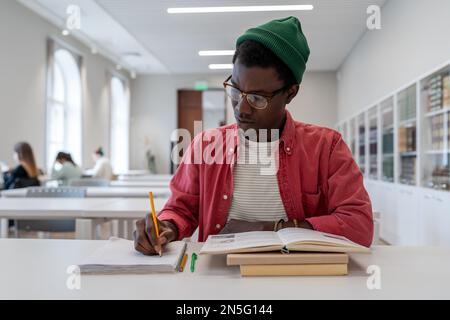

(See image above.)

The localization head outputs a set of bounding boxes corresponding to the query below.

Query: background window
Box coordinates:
[46,44,82,172]
[110,76,130,174]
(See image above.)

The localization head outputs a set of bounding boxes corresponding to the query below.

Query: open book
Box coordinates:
[79,237,187,274]
[200,228,370,255]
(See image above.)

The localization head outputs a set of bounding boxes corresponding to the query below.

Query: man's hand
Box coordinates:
[133,214,178,255]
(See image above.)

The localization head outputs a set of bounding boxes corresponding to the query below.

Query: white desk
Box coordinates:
[0,197,168,239]
[0,239,449,299]
[82,198,168,219]
[0,187,171,198]
[110,180,170,188]
[118,174,173,181]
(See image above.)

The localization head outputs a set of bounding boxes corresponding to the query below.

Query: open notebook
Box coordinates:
[200,228,370,255]
[79,238,187,274]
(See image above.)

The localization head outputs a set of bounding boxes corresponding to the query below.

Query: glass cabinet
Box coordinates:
[342,121,349,145]
[368,106,378,179]
[397,84,417,185]
[420,65,450,190]
[349,118,356,156]
[357,113,366,174]
[381,97,394,182]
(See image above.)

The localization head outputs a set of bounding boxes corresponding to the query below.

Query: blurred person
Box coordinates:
[3,142,40,189]
[51,152,83,185]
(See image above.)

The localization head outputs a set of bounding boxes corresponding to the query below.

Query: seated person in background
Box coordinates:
[51,152,83,185]
[134,17,373,255]
[91,147,113,180]
[3,142,40,189]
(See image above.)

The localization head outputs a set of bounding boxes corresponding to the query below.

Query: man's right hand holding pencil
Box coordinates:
[133,215,178,256]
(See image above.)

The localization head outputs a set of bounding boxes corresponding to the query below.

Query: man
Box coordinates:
[134,16,373,255]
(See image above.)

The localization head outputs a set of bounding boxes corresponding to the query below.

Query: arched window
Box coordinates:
[46,43,82,171]
[110,76,130,173]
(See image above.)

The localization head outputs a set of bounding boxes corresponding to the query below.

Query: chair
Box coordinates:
[16,187,87,236]
[11,177,40,189]
[69,178,109,187]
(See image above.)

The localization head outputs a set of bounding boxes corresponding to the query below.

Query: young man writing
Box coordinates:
[134,16,373,255]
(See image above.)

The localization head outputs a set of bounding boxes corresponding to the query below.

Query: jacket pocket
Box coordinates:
[302,189,322,217]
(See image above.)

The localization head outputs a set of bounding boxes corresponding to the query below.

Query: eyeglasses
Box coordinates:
[223,75,289,110]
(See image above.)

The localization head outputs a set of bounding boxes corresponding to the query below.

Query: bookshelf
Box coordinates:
[420,65,450,191]
[368,106,378,179]
[380,97,394,182]
[342,121,349,145]
[349,117,356,156]
[336,61,450,246]
[358,113,366,174]
[397,84,417,186]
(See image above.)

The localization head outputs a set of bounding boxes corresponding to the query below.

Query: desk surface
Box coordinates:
[110,180,170,188]
[118,174,173,181]
[0,198,117,218]
[0,197,168,219]
[82,197,168,218]
[1,239,449,299]
[1,187,171,198]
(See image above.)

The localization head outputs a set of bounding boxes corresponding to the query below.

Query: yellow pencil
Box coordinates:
[179,254,188,272]
[148,192,161,256]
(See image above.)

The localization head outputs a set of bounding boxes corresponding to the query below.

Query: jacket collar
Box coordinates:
[226,110,296,155]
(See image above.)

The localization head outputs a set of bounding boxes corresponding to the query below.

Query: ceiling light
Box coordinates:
[168,5,313,14]
[62,29,70,36]
[199,50,235,56]
[209,64,233,70]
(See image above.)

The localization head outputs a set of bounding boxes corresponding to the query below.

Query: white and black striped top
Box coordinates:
[227,135,288,222]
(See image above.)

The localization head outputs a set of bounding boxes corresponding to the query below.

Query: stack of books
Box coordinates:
[444,75,450,108]
[430,114,444,150]
[398,86,416,121]
[398,126,416,153]
[426,73,443,112]
[200,228,370,277]
[227,252,349,276]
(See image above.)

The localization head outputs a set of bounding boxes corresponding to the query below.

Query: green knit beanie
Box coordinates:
[236,16,310,84]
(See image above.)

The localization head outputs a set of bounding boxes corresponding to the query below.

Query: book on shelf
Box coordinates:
[382,132,394,154]
[430,114,444,150]
[426,73,448,112]
[443,75,450,107]
[400,157,416,184]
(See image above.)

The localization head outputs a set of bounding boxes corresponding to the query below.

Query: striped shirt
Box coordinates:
[227,135,288,222]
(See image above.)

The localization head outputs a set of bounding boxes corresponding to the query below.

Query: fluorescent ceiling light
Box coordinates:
[168,5,314,14]
[199,50,235,56]
[209,64,234,70]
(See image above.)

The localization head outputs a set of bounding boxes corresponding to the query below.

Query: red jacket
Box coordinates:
[159,111,373,247]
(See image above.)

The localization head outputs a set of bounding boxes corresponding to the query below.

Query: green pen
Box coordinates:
[190,253,198,272]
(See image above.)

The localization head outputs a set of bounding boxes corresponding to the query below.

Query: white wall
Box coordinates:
[0,0,128,170]
[337,0,450,122]
[130,72,336,173]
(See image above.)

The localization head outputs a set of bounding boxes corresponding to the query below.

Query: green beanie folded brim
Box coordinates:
[236,16,310,84]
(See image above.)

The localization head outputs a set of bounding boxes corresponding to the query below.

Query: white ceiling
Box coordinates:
[18,0,388,74]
